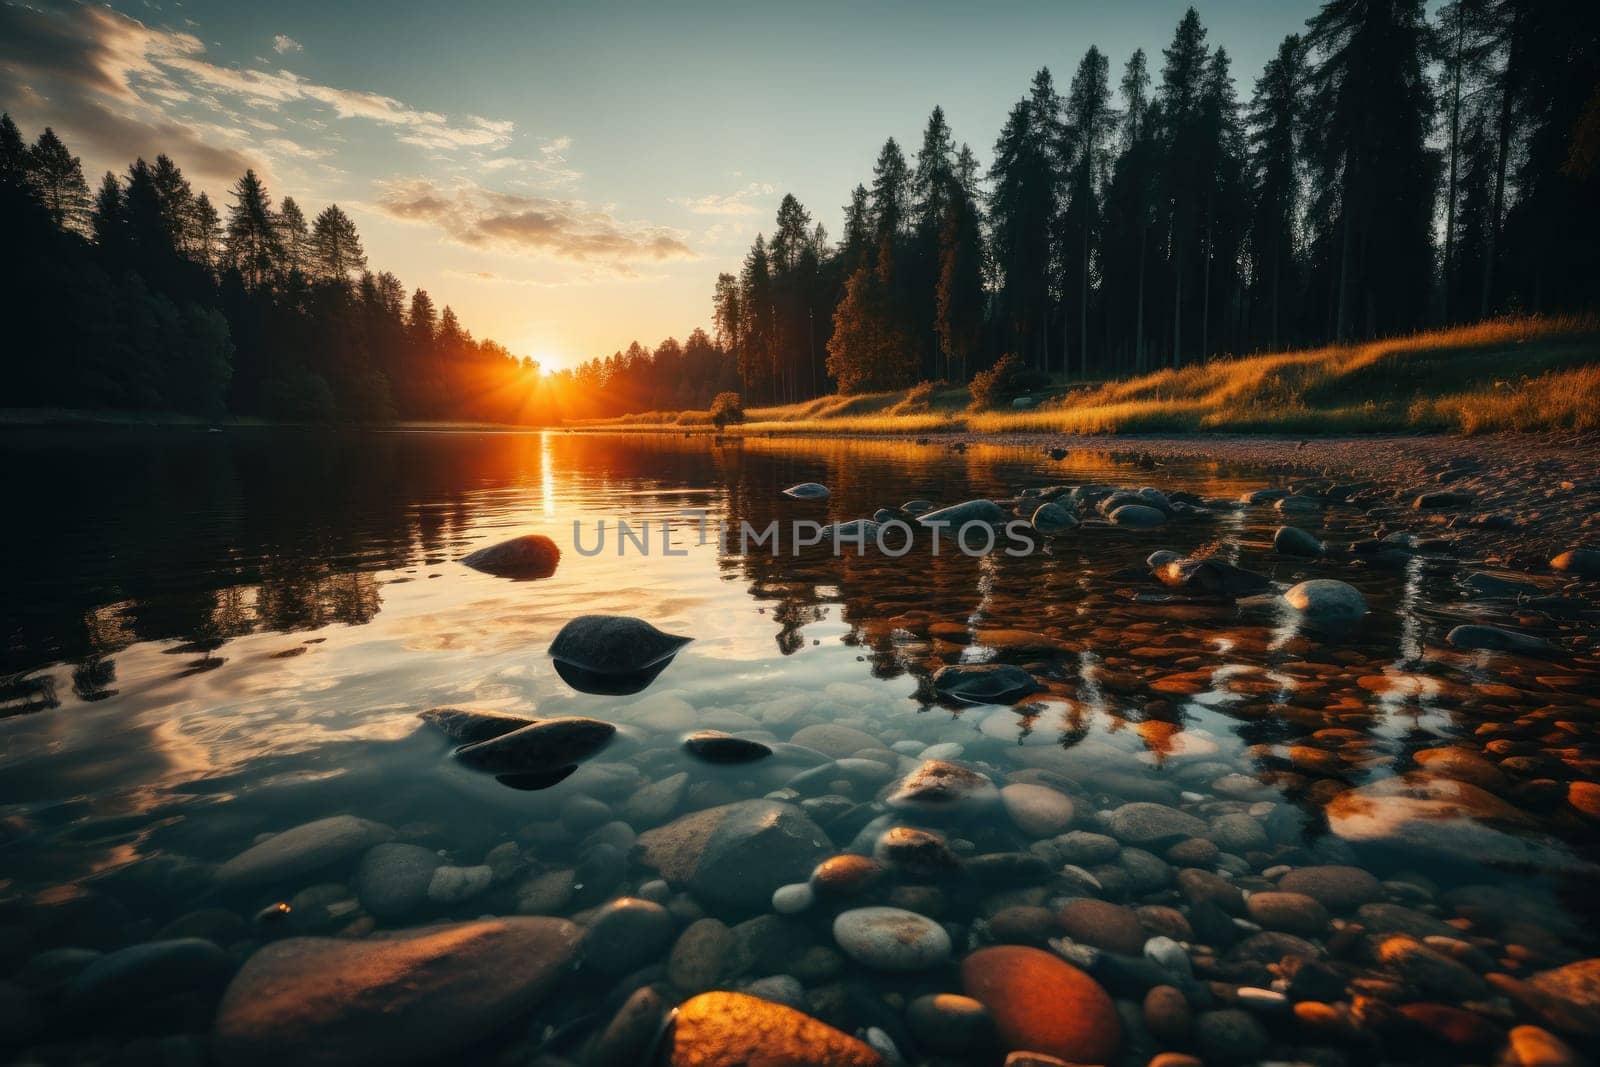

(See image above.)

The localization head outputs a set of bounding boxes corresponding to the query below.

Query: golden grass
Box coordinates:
[568,315,1599,437]
[1410,363,1600,435]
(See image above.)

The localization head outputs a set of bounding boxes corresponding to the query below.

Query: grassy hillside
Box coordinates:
[573,315,1600,437]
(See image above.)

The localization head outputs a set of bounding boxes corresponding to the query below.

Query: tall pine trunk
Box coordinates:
[1481,11,1521,318]
[1443,3,1464,323]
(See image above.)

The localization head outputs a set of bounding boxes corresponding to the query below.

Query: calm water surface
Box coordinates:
[1,428,1596,1060]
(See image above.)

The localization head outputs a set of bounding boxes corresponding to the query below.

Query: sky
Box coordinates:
[1,0,1323,370]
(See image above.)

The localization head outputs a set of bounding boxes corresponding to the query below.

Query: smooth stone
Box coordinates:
[422,864,489,904]
[918,499,1008,527]
[886,760,1000,816]
[1512,958,1600,1036]
[1177,869,1245,914]
[461,534,559,578]
[684,730,772,764]
[416,707,537,744]
[1058,899,1146,956]
[832,907,951,972]
[668,918,737,992]
[455,717,617,774]
[931,663,1041,705]
[1376,936,1487,999]
[584,897,675,978]
[905,993,994,1053]
[1506,1024,1583,1066]
[1104,802,1207,846]
[548,614,692,673]
[1001,784,1075,838]
[791,723,881,758]
[1244,891,1329,936]
[586,986,665,1067]
[772,883,815,914]
[1446,624,1557,656]
[621,771,689,826]
[873,827,961,879]
[515,869,576,915]
[810,854,886,897]
[960,945,1121,1064]
[635,799,834,911]
[1143,936,1191,977]
[1151,557,1271,597]
[1277,865,1382,911]
[65,938,232,1011]
[1143,984,1192,1044]
[1109,504,1167,527]
[782,482,830,499]
[668,991,882,1066]
[1031,502,1079,535]
[1550,549,1600,577]
[987,905,1062,947]
[356,843,441,919]
[1273,525,1324,557]
[1283,579,1368,627]
[1208,813,1267,853]
[216,816,395,889]
[211,918,582,1067]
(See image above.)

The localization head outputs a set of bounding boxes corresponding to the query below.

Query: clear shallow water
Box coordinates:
[1,428,1596,1063]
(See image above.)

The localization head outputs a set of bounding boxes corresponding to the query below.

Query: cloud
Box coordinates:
[272,34,302,55]
[478,136,581,184]
[671,181,776,216]
[0,1,513,186]
[375,178,695,270]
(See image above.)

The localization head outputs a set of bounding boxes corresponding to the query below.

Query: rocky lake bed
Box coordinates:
[0,428,1596,1067]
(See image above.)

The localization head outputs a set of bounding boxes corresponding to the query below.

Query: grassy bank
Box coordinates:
[578,315,1599,437]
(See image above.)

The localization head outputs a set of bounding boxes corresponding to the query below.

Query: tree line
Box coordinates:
[580,0,1598,413]
[1,117,559,422]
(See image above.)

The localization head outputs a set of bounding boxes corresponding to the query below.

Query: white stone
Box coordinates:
[772,882,815,915]
[832,907,951,972]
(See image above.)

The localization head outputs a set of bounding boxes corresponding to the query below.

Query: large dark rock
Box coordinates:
[215,816,394,889]
[932,663,1041,705]
[416,707,536,744]
[211,918,582,1067]
[454,716,616,774]
[548,614,691,695]
[461,534,560,579]
[634,799,833,911]
[1151,557,1271,598]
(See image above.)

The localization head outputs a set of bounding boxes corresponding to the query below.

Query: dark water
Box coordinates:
[1,428,1595,1062]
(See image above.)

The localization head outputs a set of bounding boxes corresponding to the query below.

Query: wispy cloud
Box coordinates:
[0,2,514,185]
[376,178,694,271]
[671,181,776,216]
[272,34,303,55]
[478,136,581,184]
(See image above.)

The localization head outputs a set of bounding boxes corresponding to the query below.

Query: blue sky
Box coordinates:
[1,0,1322,368]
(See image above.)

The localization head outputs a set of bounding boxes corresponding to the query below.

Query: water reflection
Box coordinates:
[0,427,1595,913]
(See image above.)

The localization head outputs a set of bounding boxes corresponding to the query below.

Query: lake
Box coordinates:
[1,427,1596,1065]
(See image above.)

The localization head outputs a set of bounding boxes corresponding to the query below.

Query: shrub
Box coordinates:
[889,379,942,415]
[709,391,745,430]
[968,354,1046,409]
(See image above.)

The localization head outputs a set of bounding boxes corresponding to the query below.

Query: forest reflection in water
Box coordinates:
[0,426,1594,914]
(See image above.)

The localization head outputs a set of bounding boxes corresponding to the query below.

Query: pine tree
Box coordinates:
[1246,34,1304,349]
[1304,0,1438,339]
[1158,9,1212,366]
[149,155,195,255]
[277,197,312,279]
[91,171,122,248]
[989,86,1057,370]
[936,186,985,383]
[311,204,367,283]
[190,193,222,272]
[838,184,872,275]
[1063,46,1115,376]
[26,128,90,233]
[224,170,282,290]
